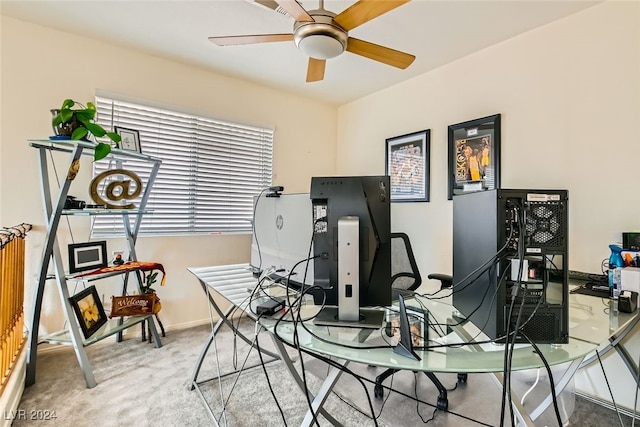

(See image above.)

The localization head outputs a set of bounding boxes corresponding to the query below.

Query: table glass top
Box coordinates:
[259,299,599,374]
[190,264,640,374]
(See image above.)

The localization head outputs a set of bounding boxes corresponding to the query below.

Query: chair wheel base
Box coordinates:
[437,397,448,410]
[374,384,384,399]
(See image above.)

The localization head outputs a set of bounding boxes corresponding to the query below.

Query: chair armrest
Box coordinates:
[427,273,453,289]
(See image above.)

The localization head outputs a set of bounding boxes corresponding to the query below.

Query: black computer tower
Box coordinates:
[452,189,569,344]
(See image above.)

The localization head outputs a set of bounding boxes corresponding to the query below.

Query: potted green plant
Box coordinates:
[51,99,121,161]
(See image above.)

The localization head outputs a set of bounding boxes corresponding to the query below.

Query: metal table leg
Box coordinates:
[269,332,345,427]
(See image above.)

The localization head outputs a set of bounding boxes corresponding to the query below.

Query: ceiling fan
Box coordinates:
[208,0,415,82]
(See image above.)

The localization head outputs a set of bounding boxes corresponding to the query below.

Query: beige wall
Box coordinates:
[337,1,639,281]
[0,15,337,333]
[336,1,640,408]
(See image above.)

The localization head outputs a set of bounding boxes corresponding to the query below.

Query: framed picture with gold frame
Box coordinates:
[69,285,107,339]
[448,114,501,200]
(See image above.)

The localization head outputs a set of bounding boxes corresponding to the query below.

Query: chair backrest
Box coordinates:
[390,232,422,297]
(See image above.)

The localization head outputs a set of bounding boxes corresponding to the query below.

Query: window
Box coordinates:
[91,96,273,237]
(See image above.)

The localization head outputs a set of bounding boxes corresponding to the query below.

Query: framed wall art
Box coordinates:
[69,285,108,339]
[447,114,501,200]
[114,126,142,153]
[385,129,430,203]
[68,241,108,274]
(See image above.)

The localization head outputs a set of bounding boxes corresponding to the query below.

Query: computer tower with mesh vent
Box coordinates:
[452,189,569,344]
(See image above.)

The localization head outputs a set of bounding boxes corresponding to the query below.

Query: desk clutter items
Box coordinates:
[113,263,163,317]
[73,260,166,285]
[111,293,162,317]
[605,242,640,298]
[570,274,611,298]
[73,261,165,317]
[623,232,640,251]
[64,194,106,210]
[619,290,638,313]
[621,267,640,302]
[90,168,143,209]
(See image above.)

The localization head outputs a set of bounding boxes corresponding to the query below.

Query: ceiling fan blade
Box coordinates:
[306,58,326,82]
[346,37,415,69]
[334,0,410,31]
[208,34,293,46]
[275,0,315,22]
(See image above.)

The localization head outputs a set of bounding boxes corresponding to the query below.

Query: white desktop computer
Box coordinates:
[250,192,314,286]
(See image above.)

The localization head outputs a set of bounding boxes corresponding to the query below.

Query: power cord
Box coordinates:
[501,201,525,427]
[414,372,438,423]
[270,302,501,426]
[633,347,640,427]
[595,349,626,427]
[524,334,563,426]
[251,187,275,273]
[254,316,289,427]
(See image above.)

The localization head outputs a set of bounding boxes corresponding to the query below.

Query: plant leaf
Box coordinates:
[147,272,158,285]
[86,102,97,111]
[52,113,63,126]
[85,122,106,137]
[105,132,121,143]
[61,99,74,109]
[60,110,73,123]
[71,127,88,140]
[94,143,111,161]
[75,109,95,122]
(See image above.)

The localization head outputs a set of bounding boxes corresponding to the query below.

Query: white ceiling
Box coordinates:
[1,0,600,105]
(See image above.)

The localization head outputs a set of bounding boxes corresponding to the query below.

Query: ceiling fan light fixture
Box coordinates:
[293,13,347,60]
[297,33,345,59]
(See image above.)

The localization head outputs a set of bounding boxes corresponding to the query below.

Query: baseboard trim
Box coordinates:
[37,317,213,355]
[163,318,211,332]
[575,391,640,420]
[0,347,26,427]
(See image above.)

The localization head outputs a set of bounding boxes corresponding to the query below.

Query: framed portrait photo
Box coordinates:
[69,285,107,339]
[385,129,430,202]
[68,241,108,274]
[114,126,141,153]
[385,305,428,348]
[447,114,501,200]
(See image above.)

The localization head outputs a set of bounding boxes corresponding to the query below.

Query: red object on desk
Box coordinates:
[74,261,166,286]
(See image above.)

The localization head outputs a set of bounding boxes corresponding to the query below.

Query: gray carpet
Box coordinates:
[14,319,634,426]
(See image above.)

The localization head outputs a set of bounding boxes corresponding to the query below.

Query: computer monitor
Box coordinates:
[250,193,314,287]
[309,175,392,328]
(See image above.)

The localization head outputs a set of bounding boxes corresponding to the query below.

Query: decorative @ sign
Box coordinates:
[89,169,143,209]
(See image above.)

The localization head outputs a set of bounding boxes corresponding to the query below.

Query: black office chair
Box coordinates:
[373,232,464,410]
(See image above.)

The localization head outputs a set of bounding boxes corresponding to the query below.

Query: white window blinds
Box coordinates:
[91,96,273,237]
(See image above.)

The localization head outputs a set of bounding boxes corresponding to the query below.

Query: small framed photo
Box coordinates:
[114,126,141,153]
[447,114,501,199]
[385,305,428,347]
[68,241,108,274]
[69,285,107,339]
[385,129,430,202]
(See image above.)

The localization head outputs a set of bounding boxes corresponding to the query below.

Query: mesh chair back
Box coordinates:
[390,232,422,294]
